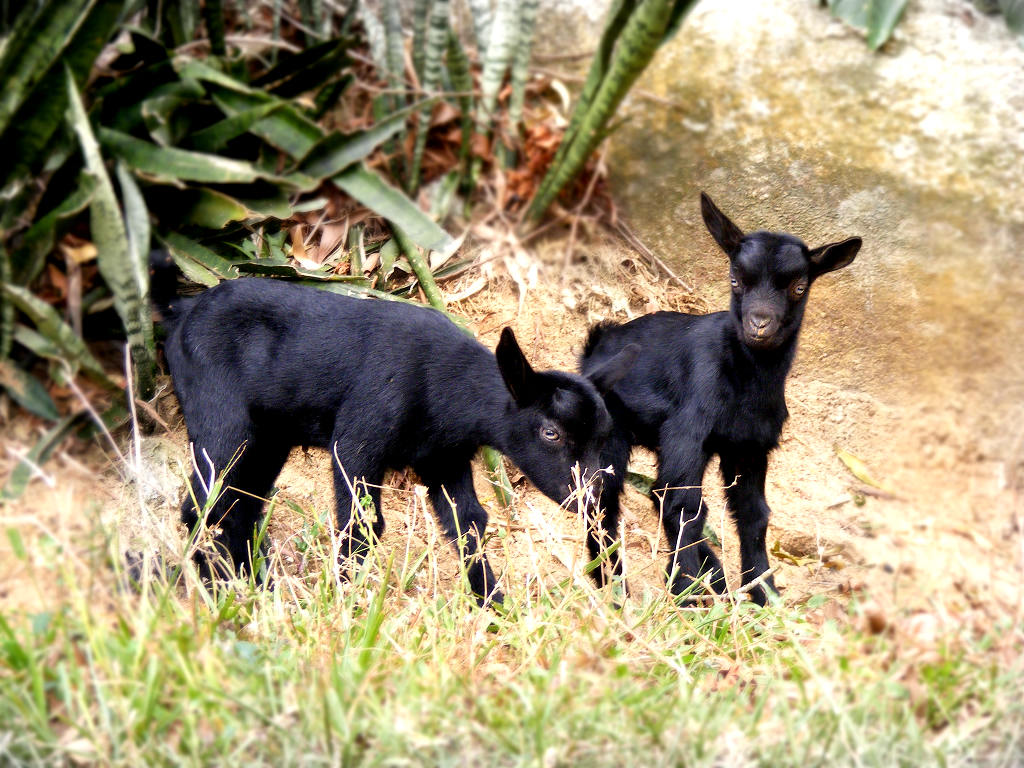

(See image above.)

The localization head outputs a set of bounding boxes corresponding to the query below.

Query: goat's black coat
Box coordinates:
[158,274,637,604]
[580,193,861,604]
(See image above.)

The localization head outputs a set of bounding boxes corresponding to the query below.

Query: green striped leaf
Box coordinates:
[408,0,448,191]
[0,284,114,387]
[509,0,541,129]
[411,0,432,79]
[2,413,81,500]
[299,112,409,179]
[158,231,238,281]
[0,360,59,421]
[210,89,323,160]
[99,127,280,185]
[11,172,96,285]
[333,163,457,258]
[66,71,155,397]
[185,102,285,153]
[466,0,493,54]
[527,0,695,221]
[476,0,518,124]
[0,0,125,190]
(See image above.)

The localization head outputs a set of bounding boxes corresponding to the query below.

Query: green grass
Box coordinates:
[0,489,1021,767]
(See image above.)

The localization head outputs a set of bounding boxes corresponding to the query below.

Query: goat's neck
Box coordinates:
[459,365,519,451]
[733,328,800,389]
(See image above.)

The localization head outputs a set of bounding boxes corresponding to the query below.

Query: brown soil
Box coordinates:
[2,235,1021,628]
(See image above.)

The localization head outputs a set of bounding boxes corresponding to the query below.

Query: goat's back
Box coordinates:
[163,278,492,448]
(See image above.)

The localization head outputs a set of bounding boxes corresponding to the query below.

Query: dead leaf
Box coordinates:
[835,446,894,492]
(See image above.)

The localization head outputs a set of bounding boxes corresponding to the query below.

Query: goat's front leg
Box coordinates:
[420,460,502,607]
[656,438,725,601]
[719,448,776,606]
[585,432,631,590]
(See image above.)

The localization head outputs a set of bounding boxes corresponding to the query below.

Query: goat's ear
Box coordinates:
[586,343,640,395]
[701,192,744,256]
[808,237,861,277]
[496,327,537,405]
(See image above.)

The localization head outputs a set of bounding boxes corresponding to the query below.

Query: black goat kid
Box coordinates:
[580,193,861,605]
[159,276,637,605]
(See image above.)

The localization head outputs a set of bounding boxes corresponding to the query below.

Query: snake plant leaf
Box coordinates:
[508,0,541,129]
[185,102,285,153]
[1002,0,1024,36]
[299,111,409,178]
[99,127,286,185]
[11,173,97,285]
[2,413,81,500]
[210,89,323,159]
[466,0,493,55]
[140,79,206,146]
[158,231,238,281]
[115,164,153,367]
[527,0,696,222]
[0,0,90,138]
[66,72,155,397]
[445,30,474,172]
[381,0,406,95]
[162,0,199,48]
[251,37,352,97]
[1,284,114,387]
[411,0,431,79]
[528,0,636,214]
[0,243,10,359]
[333,163,458,259]
[0,360,60,421]
[476,0,518,124]
[408,0,448,191]
[0,0,125,189]
[203,0,227,56]
[827,0,908,50]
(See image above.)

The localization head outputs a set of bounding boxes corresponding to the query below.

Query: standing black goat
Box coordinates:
[158,275,637,605]
[580,193,861,605]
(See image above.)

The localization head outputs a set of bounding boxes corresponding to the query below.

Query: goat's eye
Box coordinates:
[789,279,808,299]
[540,426,562,444]
[730,273,740,291]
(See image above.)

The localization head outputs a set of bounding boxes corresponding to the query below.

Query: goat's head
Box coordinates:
[494,328,638,503]
[700,192,861,351]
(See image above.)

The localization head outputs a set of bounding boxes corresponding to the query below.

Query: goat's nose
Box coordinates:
[749,313,772,331]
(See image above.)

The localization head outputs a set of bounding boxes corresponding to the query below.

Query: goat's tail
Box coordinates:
[582,320,618,359]
[149,249,181,324]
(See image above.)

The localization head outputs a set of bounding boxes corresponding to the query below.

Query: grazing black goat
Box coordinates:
[580,193,861,605]
[156,273,637,605]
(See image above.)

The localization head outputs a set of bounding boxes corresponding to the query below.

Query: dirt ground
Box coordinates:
[2,235,1021,632]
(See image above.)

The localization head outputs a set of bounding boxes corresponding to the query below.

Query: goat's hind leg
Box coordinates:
[330,441,386,568]
[656,439,726,602]
[419,459,501,606]
[182,417,289,580]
